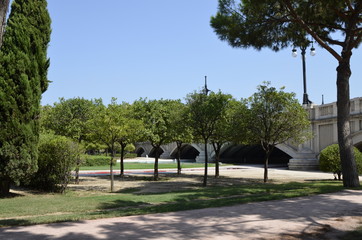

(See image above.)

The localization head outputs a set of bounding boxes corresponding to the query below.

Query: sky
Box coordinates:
[41,0,362,106]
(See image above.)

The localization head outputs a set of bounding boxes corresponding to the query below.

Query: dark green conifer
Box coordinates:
[0,0,51,196]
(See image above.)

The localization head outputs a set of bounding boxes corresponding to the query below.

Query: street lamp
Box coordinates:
[203,76,210,95]
[292,42,315,105]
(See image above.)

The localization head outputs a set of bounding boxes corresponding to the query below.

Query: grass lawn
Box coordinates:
[341,226,362,240]
[0,180,350,227]
[80,162,219,171]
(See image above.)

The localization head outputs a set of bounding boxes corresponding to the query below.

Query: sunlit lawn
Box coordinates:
[0,180,350,227]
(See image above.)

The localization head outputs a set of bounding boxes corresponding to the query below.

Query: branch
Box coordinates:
[344,0,354,12]
[282,0,342,61]
[322,36,344,46]
[354,32,362,48]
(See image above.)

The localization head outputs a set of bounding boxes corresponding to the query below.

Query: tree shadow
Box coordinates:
[0,190,361,239]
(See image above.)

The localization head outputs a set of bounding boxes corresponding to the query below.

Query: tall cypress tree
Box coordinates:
[0,0,51,196]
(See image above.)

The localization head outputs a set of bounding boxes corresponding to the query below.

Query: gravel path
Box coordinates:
[1,189,361,240]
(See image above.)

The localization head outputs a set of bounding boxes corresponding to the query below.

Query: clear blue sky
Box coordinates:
[42,0,362,106]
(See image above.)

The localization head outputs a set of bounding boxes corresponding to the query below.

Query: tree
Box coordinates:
[247,82,311,182]
[211,0,362,187]
[319,144,362,180]
[132,99,178,181]
[41,97,96,184]
[0,0,10,46]
[0,0,51,196]
[209,94,234,178]
[111,102,144,177]
[186,91,231,186]
[87,99,124,192]
[168,101,193,175]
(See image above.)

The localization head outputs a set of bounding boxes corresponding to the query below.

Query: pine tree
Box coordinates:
[0,0,51,196]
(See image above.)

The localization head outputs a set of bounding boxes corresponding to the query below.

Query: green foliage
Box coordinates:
[132,98,180,147]
[247,82,311,148]
[186,90,232,184]
[80,155,112,167]
[41,97,96,142]
[246,82,311,182]
[319,144,362,178]
[132,98,182,180]
[28,134,81,193]
[186,91,232,142]
[211,0,361,52]
[0,0,51,195]
[168,101,193,144]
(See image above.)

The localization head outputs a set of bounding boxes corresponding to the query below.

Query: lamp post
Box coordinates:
[203,75,210,95]
[292,43,315,105]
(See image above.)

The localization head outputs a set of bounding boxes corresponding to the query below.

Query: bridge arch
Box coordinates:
[135,146,145,157]
[169,144,200,161]
[218,143,292,165]
[149,146,165,158]
[352,132,362,151]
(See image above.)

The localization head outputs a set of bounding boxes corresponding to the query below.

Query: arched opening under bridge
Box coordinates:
[170,144,200,162]
[220,144,291,166]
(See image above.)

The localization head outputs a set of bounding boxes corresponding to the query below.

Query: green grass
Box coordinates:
[0,180,351,227]
[80,162,218,171]
[341,226,362,240]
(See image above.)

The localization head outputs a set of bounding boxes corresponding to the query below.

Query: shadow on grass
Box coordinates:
[1,190,361,240]
[341,227,362,240]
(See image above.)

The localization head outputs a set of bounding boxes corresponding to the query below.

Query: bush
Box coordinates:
[125,153,137,159]
[28,134,81,193]
[80,155,112,166]
[319,144,362,180]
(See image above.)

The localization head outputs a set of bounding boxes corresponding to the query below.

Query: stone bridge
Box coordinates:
[135,97,362,170]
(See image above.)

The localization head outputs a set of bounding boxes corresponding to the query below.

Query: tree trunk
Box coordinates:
[212,142,221,178]
[336,58,360,188]
[215,152,220,178]
[264,154,269,183]
[203,140,208,187]
[74,165,80,184]
[263,148,272,183]
[0,179,10,196]
[110,150,114,192]
[74,139,83,184]
[0,0,10,47]
[176,141,182,175]
[154,146,159,181]
[120,143,126,178]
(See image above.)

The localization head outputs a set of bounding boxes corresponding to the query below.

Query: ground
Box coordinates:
[6,165,362,239]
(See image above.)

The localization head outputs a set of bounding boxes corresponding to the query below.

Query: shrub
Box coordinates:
[28,134,81,193]
[125,153,137,159]
[80,155,112,166]
[319,144,362,180]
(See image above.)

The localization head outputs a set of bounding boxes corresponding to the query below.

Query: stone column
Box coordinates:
[160,151,172,159]
[195,151,206,163]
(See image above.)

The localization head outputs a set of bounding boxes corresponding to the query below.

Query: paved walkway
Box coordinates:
[1,190,361,240]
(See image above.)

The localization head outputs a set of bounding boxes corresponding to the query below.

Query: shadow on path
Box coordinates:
[0,190,361,240]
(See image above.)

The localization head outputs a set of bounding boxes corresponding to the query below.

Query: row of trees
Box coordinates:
[40,82,310,191]
[210,0,362,188]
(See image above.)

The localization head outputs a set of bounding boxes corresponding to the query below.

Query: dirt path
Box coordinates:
[1,190,361,240]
